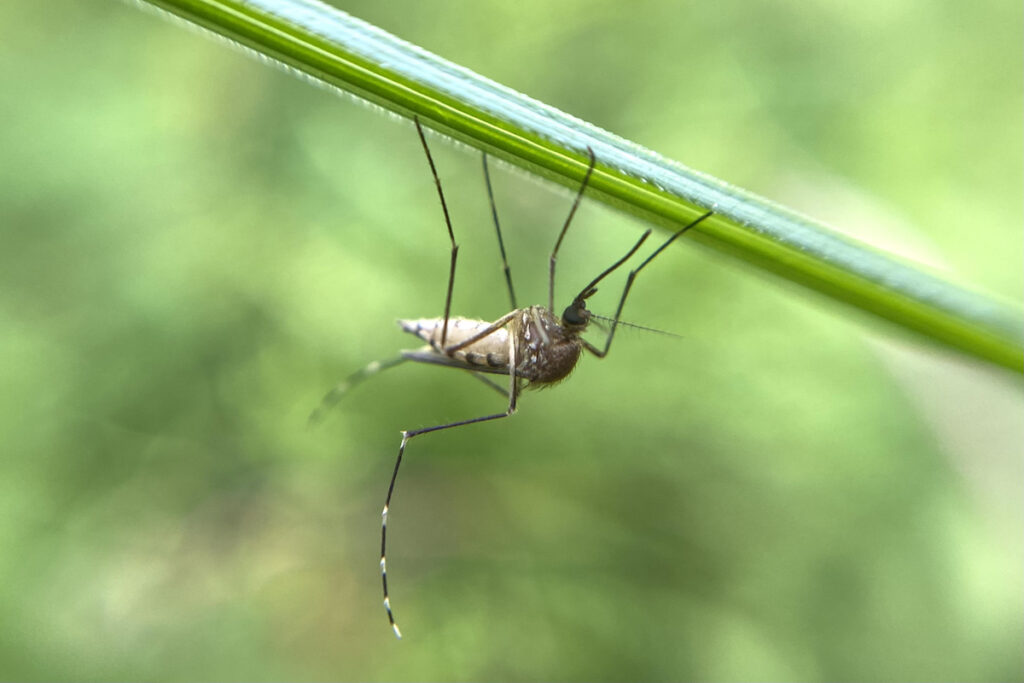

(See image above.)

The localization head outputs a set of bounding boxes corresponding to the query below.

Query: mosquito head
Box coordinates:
[559,229,652,330]
[561,286,597,329]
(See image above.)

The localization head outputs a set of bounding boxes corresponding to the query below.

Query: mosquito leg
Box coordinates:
[381,324,519,638]
[482,153,517,311]
[414,117,458,349]
[308,354,410,426]
[584,210,714,359]
[548,148,597,312]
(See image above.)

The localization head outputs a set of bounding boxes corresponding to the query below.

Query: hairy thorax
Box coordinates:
[512,306,583,386]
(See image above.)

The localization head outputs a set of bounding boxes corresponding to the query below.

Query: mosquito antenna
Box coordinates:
[549,148,597,312]
[414,117,458,348]
[482,153,517,310]
[590,314,684,339]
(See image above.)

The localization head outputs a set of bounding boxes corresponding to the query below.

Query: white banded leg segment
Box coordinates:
[380,432,410,639]
[378,341,518,637]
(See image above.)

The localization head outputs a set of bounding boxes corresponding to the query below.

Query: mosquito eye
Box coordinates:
[562,305,588,326]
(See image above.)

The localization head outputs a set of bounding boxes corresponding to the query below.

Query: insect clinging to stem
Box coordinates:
[312,117,714,639]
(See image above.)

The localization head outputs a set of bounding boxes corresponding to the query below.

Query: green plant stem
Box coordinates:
[135,0,1023,372]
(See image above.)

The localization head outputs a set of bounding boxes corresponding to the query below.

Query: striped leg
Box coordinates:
[381,322,520,638]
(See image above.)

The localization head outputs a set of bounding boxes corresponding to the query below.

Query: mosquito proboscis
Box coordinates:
[313,117,713,638]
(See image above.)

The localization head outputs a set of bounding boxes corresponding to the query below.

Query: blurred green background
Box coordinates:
[1,0,1021,680]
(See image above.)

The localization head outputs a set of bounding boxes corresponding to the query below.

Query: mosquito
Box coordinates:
[312,117,713,638]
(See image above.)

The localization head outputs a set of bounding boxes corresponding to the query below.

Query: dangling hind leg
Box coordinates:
[380,328,520,638]
[308,354,410,426]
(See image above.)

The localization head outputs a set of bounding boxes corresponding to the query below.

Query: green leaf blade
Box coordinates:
[137,0,1024,371]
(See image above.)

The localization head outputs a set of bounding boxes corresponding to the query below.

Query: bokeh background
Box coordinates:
[1,0,1021,680]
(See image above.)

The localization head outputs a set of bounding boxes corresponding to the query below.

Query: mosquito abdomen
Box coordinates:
[399,317,511,369]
